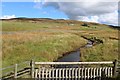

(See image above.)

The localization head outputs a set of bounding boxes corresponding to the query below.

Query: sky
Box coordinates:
[1,1,119,26]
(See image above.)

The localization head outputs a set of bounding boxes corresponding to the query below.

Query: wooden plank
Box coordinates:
[59,69,62,78]
[56,69,58,78]
[105,67,108,77]
[91,68,93,78]
[93,68,96,78]
[81,68,84,79]
[42,68,45,79]
[30,60,35,78]
[49,68,52,79]
[17,69,30,75]
[69,68,72,78]
[52,68,54,78]
[110,67,113,77]
[108,67,110,77]
[38,67,41,78]
[75,68,78,78]
[113,59,118,77]
[46,69,48,79]
[14,64,18,78]
[84,68,87,79]
[35,61,113,65]
[99,67,102,77]
[35,69,38,78]
[17,72,30,78]
[78,68,81,78]
[66,68,68,78]
[96,68,99,77]
[72,68,75,79]
[62,68,65,78]
[87,68,90,79]
[2,74,14,79]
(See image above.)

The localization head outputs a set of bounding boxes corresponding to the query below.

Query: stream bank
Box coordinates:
[56,36,103,62]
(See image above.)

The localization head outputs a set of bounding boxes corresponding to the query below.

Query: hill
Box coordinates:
[1,18,119,67]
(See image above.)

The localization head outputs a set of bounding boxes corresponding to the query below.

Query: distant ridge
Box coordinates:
[1,17,119,29]
[108,25,120,29]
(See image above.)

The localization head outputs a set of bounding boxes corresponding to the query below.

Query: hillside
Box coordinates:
[1,18,119,67]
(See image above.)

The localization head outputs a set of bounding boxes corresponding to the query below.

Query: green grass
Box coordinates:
[81,31,119,61]
[2,19,119,67]
[2,32,86,67]
[2,21,66,31]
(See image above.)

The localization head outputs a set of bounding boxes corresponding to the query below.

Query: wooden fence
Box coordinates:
[0,60,119,79]
[0,61,31,79]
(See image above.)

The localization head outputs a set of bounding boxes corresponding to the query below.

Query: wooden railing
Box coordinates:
[35,67,113,79]
[33,61,114,79]
[0,61,31,79]
[0,60,119,79]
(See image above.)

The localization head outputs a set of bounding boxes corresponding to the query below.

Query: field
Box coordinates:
[1,18,119,67]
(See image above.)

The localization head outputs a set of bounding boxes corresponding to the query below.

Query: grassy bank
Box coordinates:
[2,31,86,67]
[2,18,119,67]
[80,30,118,61]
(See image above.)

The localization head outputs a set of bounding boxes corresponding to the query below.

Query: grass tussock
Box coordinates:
[80,35,118,61]
[2,32,86,67]
[2,18,119,67]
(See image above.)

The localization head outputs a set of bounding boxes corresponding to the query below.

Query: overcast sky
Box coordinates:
[1,0,119,26]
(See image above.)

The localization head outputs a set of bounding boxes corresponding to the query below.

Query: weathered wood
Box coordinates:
[63,68,65,78]
[1,61,115,79]
[110,67,113,77]
[49,68,52,79]
[42,67,45,79]
[85,68,87,78]
[35,61,113,65]
[16,72,30,78]
[30,60,35,78]
[38,67,41,78]
[52,68,54,78]
[78,68,81,78]
[35,69,38,78]
[35,67,114,79]
[17,69,30,75]
[75,68,78,78]
[99,67,102,77]
[113,59,118,77]
[96,68,98,78]
[87,68,90,79]
[14,64,18,78]
[93,68,96,78]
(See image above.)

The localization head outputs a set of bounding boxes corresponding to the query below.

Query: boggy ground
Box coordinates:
[1,18,119,67]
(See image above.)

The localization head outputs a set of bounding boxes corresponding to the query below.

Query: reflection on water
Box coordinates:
[57,50,80,62]
[57,41,93,62]
[55,41,93,67]
[56,50,80,68]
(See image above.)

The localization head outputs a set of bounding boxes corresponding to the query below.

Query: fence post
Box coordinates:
[113,59,118,77]
[30,60,35,78]
[14,64,18,78]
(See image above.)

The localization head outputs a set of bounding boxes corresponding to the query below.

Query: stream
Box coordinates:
[56,40,93,62]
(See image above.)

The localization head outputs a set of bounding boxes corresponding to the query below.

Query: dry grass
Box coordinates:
[2,19,119,67]
[2,31,86,67]
[80,30,118,61]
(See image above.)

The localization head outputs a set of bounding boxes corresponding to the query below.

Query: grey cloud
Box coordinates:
[44,2,117,15]
[42,2,118,25]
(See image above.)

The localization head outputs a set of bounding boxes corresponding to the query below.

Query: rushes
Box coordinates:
[2,32,86,67]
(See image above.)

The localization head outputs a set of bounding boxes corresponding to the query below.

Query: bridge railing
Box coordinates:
[0,60,119,79]
[33,61,115,79]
